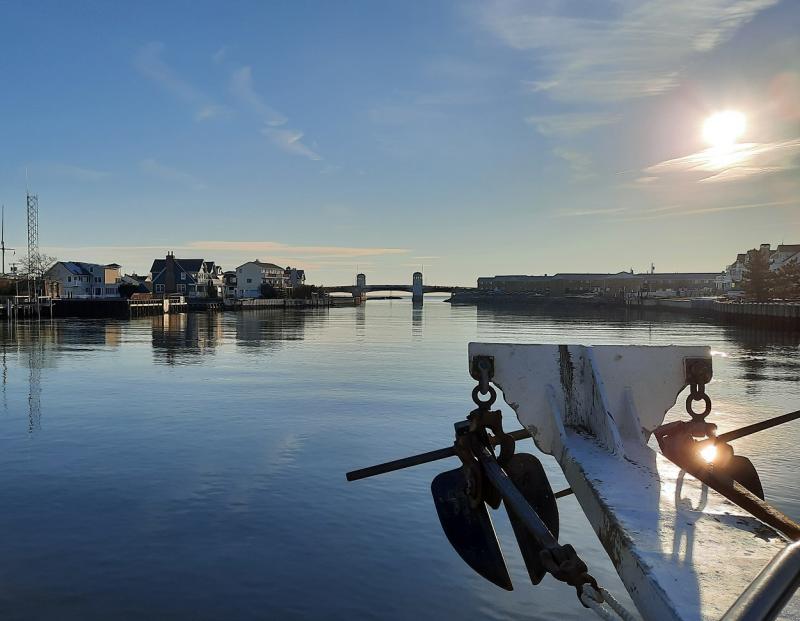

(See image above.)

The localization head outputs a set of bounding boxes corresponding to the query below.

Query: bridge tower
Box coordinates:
[412,271,423,305]
[354,273,367,304]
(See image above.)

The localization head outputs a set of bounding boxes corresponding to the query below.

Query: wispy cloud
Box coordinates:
[187,240,408,258]
[229,65,323,160]
[553,147,594,181]
[644,138,800,183]
[140,158,205,190]
[553,199,795,221]
[477,0,780,102]
[212,46,227,65]
[552,206,629,218]
[525,112,620,137]
[616,200,796,221]
[44,163,111,182]
[262,128,321,161]
[134,42,226,121]
[229,66,287,126]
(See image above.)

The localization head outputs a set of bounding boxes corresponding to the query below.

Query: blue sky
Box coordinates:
[0,0,798,285]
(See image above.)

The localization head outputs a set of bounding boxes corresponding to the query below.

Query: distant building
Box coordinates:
[203,261,225,298]
[722,243,800,291]
[477,271,720,298]
[45,261,122,298]
[235,260,286,298]
[119,274,151,295]
[149,253,218,298]
[223,270,237,299]
[285,266,305,288]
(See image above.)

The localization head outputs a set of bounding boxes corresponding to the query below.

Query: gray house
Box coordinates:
[149,253,217,298]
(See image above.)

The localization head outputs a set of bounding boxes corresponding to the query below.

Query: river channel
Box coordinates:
[0,299,798,619]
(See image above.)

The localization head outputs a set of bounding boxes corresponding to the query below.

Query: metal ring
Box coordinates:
[472,385,496,408]
[685,393,711,419]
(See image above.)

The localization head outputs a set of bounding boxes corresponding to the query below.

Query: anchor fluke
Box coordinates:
[503,453,559,584]
[431,468,513,591]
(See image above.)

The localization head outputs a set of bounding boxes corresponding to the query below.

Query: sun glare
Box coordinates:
[700,444,718,464]
[702,110,746,148]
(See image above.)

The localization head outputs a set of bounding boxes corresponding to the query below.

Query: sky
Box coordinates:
[0,0,798,286]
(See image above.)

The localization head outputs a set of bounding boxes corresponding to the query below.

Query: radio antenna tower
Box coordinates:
[26,190,40,300]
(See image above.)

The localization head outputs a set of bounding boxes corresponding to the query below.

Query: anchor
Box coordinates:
[347,356,588,595]
[654,358,800,540]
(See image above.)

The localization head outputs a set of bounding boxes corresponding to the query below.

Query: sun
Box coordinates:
[702,110,746,148]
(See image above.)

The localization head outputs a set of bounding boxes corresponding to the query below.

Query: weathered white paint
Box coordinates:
[468,343,799,621]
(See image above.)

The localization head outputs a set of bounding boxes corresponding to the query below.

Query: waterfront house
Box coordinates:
[223,270,237,299]
[149,253,217,298]
[235,260,287,298]
[203,261,225,298]
[285,267,306,288]
[45,261,122,298]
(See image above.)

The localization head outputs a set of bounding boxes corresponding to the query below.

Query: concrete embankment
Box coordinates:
[449,291,800,329]
[43,296,329,318]
[711,300,800,328]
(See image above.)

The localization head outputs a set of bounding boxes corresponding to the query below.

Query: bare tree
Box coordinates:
[19,253,58,278]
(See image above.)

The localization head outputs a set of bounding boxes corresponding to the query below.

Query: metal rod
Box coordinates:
[478,446,558,550]
[716,410,800,445]
[346,428,531,482]
[346,445,456,482]
[554,488,574,499]
[721,540,800,621]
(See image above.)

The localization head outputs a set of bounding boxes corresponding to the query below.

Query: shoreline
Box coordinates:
[447,292,800,330]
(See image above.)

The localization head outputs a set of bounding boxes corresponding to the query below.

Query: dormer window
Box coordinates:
[181,273,186,280]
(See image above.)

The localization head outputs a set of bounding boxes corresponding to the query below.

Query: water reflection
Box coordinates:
[0,303,796,619]
[411,306,423,340]
[234,310,306,349]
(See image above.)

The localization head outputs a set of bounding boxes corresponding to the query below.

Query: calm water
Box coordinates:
[0,300,798,620]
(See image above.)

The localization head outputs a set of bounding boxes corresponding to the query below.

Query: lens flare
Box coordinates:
[700,444,718,463]
[702,111,746,148]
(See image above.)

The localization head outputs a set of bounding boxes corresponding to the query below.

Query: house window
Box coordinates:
[177,284,186,293]
[181,272,186,281]
[155,284,165,293]
[67,276,72,282]
[246,278,252,283]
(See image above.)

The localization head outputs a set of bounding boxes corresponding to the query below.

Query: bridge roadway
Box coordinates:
[322,284,462,295]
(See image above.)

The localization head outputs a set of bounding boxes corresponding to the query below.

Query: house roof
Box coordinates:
[640,272,721,279]
[149,258,206,275]
[553,272,639,280]
[239,260,285,270]
[60,261,112,276]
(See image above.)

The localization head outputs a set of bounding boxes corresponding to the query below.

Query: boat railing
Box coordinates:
[721,540,800,621]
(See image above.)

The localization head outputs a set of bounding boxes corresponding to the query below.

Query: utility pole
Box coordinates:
[1,206,15,276]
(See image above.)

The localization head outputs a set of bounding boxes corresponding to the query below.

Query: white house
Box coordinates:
[45,262,122,298]
[235,260,286,298]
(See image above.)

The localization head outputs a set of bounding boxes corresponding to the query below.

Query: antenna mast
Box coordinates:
[26,191,40,299]
[1,206,15,276]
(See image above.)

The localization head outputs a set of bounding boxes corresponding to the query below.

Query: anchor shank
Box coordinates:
[477,446,559,550]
